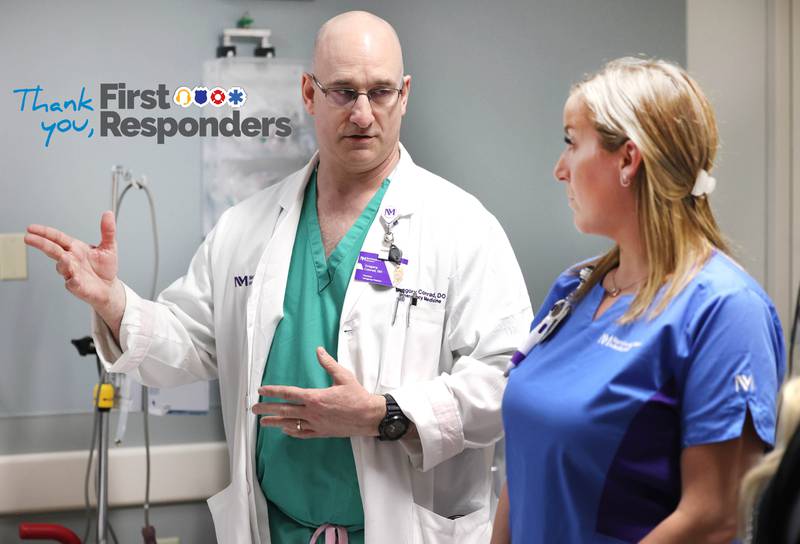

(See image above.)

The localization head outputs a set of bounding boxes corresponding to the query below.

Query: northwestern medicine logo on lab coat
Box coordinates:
[11,83,291,148]
[234,275,255,287]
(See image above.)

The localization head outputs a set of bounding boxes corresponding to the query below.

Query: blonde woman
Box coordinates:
[493,58,785,543]
[740,377,800,543]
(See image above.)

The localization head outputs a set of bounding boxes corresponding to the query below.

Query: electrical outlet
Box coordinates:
[0,234,27,280]
[156,538,180,544]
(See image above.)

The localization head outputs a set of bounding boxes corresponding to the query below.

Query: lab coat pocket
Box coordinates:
[411,503,492,544]
[379,304,446,389]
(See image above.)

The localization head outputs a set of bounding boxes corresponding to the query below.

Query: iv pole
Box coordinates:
[21,166,156,544]
[89,165,126,544]
[91,164,127,544]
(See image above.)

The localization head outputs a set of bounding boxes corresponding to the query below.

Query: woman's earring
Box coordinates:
[620,173,631,187]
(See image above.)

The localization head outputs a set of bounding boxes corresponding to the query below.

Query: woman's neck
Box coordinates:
[614,229,649,289]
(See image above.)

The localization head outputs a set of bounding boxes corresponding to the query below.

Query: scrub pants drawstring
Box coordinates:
[309,523,348,544]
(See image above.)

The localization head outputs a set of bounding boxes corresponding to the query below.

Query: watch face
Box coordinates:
[383,415,408,440]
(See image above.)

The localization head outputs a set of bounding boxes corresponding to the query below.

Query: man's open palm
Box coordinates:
[25,211,119,309]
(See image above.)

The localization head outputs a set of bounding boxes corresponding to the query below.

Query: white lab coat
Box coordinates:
[93,144,532,544]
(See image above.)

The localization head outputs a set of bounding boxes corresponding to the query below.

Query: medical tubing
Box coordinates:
[142,182,158,529]
[116,178,159,530]
[116,181,159,302]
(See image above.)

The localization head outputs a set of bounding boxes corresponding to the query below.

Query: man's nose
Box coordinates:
[349,94,375,128]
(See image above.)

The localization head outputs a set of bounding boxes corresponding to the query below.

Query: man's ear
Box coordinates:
[399,75,411,116]
[301,73,316,116]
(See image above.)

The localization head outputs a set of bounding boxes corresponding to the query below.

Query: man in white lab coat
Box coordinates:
[25,11,532,544]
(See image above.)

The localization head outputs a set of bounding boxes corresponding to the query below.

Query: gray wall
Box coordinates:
[688,0,798,342]
[0,0,685,541]
[687,0,770,285]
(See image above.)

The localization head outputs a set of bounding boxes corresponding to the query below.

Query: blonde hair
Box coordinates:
[738,377,800,536]
[569,57,729,322]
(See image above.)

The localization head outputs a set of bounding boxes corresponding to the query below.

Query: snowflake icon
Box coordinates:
[227,87,247,108]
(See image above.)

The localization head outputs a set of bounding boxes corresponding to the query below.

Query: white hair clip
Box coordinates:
[691,169,716,197]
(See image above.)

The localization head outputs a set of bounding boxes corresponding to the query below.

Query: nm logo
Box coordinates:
[234,274,255,287]
[735,374,754,393]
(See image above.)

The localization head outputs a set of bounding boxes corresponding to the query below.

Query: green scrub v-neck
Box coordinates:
[256,170,389,543]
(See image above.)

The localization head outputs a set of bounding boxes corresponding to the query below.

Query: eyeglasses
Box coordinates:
[309,73,403,109]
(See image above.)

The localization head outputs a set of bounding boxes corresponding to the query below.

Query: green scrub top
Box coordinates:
[256,169,389,543]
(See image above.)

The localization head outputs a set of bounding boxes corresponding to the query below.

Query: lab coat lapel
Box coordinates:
[247,153,318,394]
[339,146,418,337]
[241,155,316,544]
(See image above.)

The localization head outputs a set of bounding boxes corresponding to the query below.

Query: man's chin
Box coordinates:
[341,146,379,165]
[327,140,396,172]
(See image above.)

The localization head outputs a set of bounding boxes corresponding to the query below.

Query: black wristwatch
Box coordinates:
[378,394,410,441]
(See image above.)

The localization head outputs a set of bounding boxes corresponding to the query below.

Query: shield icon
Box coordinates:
[193,87,209,106]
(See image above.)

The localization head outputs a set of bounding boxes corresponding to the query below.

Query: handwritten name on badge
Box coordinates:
[13,85,95,147]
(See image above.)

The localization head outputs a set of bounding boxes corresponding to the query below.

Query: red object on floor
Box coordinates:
[19,523,81,544]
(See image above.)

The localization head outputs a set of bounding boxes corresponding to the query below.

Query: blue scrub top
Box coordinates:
[502,251,785,543]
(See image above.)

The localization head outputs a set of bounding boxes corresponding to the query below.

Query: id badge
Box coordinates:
[355,251,408,287]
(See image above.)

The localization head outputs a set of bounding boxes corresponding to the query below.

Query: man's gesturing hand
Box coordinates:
[253,347,387,439]
[25,211,126,337]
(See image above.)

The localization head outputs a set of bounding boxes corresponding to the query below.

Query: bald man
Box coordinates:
[25,11,532,544]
